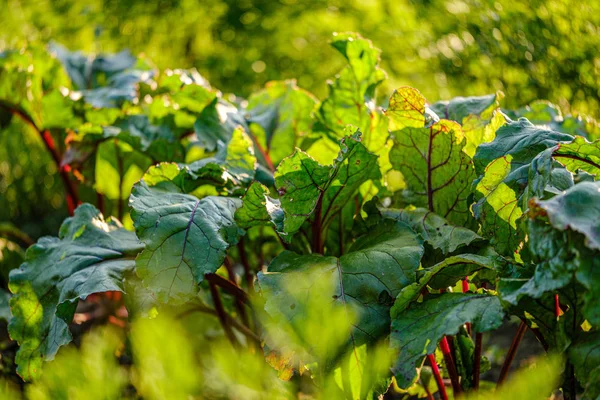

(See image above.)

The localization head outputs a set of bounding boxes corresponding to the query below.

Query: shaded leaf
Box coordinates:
[390,293,504,388]
[8,205,143,380]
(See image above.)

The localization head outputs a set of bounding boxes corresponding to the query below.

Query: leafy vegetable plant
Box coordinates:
[1,32,599,399]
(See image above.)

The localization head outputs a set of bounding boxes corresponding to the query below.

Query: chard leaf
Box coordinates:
[388,88,475,225]
[430,92,506,157]
[235,182,282,231]
[390,293,504,388]
[193,97,247,152]
[259,220,424,356]
[129,176,242,304]
[51,43,153,108]
[553,136,600,177]
[379,207,482,255]
[391,254,499,316]
[472,119,574,255]
[8,204,143,381]
[499,182,600,326]
[310,33,390,188]
[569,331,600,400]
[247,80,317,166]
[275,130,380,239]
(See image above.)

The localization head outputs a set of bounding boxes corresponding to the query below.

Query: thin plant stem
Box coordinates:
[473,332,483,390]
[427,353,448,400]
[440,336,462,395]
[209,281,239,348]
[497,321,527,385]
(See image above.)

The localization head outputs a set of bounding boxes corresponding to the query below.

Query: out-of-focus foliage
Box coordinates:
[1,0,600,114]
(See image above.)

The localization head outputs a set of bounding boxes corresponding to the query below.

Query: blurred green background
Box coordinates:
[1,0,599,239]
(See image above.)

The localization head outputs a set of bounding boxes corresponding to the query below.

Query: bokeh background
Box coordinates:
[1,0,599,239]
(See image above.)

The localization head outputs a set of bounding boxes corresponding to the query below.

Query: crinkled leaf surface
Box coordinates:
[429,92,505,157]
[390,293,504,388]
[388,89,475,225]
[235,182,282,231]
[259,220,424,354]
[275,131,380,239]
[554,136,600,178]
[379,207,482,255]
[129,177,242,304]
[8,204,143,380]
[499,183,600,326]
[472,119,574,255]
[246,80,317,166]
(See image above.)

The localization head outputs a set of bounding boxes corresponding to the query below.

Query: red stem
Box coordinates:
[497,321,527,385]
[427,354,448,400]
[440,336,462,395]
[554,293,561,318]
[1,103,79,215]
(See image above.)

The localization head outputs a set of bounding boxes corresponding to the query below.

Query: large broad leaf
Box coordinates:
[246,80,317,166]
[569,331,600,400]
[310,33,390,182]
[274,130,380,241]
[430,92,506,157]
[129,174,242,304]
[259,220,424,359]
[388,87,475,226]
[472,118,574,255]
[390,293,504,388]
[499,182,600,326]
[8,204,143,381]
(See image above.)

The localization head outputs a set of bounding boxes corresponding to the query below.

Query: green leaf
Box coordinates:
[275,130,380,239]
[51,43,153,108]
[569,331,600,400]
[193,97,247,152]
[259,219,424,355]
[472,119,574,256]
[317,33,386,141]
[129,178,242,304]
[246,80,317,166]
[391,254,499,317]
[473,118,572,176]
[235,182,282,231]
[8,204,143,381]
[553,136,600,178]
[379,207,482,255]
[429,92,506,157]
[387,87,426,130]
[533,180,600,251]
[388,105,475,225]
[312,33,390,179]
[390,293,504,388]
